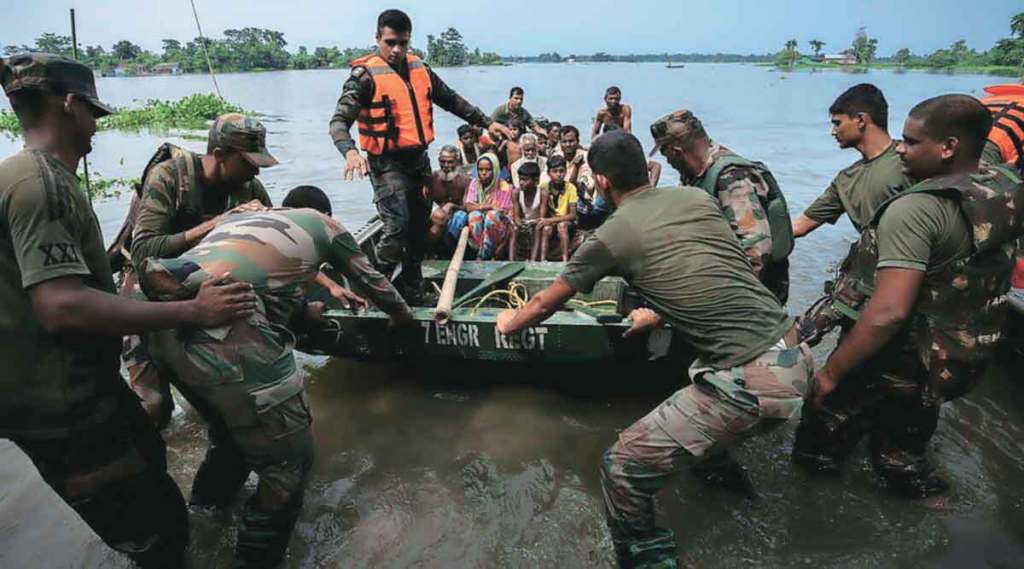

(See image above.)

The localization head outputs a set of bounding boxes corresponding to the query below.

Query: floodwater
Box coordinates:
[2,63,1024,568]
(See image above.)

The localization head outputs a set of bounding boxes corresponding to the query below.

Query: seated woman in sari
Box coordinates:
[448,153,514,260]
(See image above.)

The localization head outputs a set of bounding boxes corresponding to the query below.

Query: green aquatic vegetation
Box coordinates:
[78,171,140,200]
[99,93,246,131]
[0,93,247,135]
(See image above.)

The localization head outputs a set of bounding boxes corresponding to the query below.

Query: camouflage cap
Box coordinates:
[648,109,706,157]
[208,113,278,167]
[0,53,115,117]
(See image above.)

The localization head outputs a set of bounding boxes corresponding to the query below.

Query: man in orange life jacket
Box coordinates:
[980,84,1024,172]
[329,9,513,302]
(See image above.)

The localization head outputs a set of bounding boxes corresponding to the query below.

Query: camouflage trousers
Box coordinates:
[370,168,431,287]
[119,268,174,429]
[600,329,812,568]
[793,333,946,489]
[149,311,315,568]
[13,383,189,569]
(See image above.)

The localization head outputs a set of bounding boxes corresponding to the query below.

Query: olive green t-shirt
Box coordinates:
[803,142,911,232]
[561,186,793,369]
[875,192,972,274]
[0,149,122,439]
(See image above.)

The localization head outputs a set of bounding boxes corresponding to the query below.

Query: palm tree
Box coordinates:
[809,39,825,59]
[1011,12,1024,38]
[785,39,799,66]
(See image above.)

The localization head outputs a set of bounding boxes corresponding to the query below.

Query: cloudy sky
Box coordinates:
[4,0,1021,56]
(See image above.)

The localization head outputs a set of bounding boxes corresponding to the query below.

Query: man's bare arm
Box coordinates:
[496,277,576,334]
[623,105,633,133]
[30,274,256,336]
[792,214,823,238]
[812,268,924,405]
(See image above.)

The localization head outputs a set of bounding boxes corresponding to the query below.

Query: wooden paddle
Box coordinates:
[434,226,471,324]
[451,261,527,309]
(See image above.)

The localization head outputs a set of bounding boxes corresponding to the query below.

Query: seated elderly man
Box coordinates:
[510,133,549,188]
[426,145,472,247]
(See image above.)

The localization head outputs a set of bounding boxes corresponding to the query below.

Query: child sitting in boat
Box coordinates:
[537,155,580,261]
[509,161,544,261]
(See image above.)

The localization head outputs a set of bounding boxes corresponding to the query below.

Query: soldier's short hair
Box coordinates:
[830,83,888,130]
[377,9,412,34]
[909,94,992,162]
[283,185,332,216]
[588,131,649,191]
[510,86,524,98]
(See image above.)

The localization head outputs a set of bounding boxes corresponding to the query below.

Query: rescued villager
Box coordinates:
[426,145,471,246]
[496,118,525,178]
[793,84,911,238]
[329,9,513,303]
[558,125,594,193]
[111,113,275,428]
[139,187,412,568]
[537,154,580,261]
[461,152,514,259]
[510,132,549,188]
[455,123,492,175]
[509,161,545,261]
[651,109,794,303]
[0,53,257,569]
[491,86,548,137]
[792,94,1024,498]
[591,85,632,138]
[496,131,811,568]
[546,121,562,156]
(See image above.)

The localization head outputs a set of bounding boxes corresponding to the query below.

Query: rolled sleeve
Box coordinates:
[560,235,619,294]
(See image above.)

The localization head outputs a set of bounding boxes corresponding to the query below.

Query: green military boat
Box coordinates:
[308,216,695,367]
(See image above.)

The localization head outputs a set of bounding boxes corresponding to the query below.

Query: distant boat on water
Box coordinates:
[665,61,686,69]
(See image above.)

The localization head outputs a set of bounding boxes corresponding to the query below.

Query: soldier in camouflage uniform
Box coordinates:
[496,132,812,568]
[793,95,1024,498]
[138,189,412,568]
[0,53,258,569]
[651,110,794,304]
[329,9,512,302]
[108,114,276,427]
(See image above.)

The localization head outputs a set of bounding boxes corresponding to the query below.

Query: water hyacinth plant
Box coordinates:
[0,93,247,135]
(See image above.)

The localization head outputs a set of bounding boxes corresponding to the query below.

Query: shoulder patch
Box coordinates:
[351,66,367,79]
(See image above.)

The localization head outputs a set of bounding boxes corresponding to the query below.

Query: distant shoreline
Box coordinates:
[770,61,1023,78]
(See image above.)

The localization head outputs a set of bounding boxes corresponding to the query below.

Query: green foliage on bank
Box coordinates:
[774,13,1024,75]
[79,171,139,200]
[0,93,246,135]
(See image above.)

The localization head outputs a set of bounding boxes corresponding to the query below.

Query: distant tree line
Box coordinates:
[0,26,501,76]
[775,13,1024,71]
[505,52,773,63]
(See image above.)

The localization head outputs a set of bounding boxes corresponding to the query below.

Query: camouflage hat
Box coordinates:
[208,113,278,167]
[648,109,706,157]
[0,52,115,117]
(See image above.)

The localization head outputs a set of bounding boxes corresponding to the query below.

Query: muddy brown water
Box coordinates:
[2,63,1023,568]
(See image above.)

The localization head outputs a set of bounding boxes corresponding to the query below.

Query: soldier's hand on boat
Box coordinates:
[488,122,515,142]
[622,308,663,338]
[192,272,257,326]
[344,149,369,180]
[329,286,368,311]
[496,309,518,334]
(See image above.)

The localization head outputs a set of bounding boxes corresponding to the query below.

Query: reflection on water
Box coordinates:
[2,64,1024,568]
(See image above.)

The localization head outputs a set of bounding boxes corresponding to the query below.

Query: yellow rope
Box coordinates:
[463,280,620,316]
